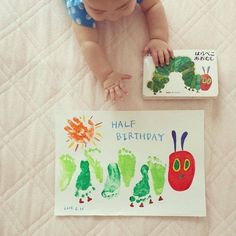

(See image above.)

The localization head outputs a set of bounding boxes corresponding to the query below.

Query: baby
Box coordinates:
[65,0,173,101]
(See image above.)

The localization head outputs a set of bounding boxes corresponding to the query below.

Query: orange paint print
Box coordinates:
[64,116,103,151]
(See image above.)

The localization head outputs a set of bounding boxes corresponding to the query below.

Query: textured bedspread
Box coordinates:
[1,0,236,235]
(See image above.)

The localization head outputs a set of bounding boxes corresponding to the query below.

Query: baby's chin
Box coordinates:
[93,17,120,22]
[96,13,132,22]
[93,7,135,22]
[107,16,122,21]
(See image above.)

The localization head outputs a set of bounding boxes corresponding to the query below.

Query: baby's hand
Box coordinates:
[103,72,132,102]
[144,39,174,67]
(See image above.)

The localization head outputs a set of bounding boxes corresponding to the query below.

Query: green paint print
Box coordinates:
[75,160,95,203]
[118,148,136,187]
[147,156,166,198]
[130,164,151,207]
[59,154,76,191]
[84,148,104,183]
[101,163,121,199]
[147,56,210,94]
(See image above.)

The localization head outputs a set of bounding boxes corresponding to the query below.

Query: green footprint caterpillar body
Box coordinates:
[75,160,95,203]
[118,148,136,187]
[59,154,76,191]
[129,164,151,207]
[84,148,104,183]
[147,156,166,201]
[101,163,121,199]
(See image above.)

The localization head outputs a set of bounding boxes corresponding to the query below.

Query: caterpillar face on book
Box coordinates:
[147,57,212,94]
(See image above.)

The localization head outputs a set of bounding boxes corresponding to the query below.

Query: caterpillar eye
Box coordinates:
[184,159,190,171]
[173,158,180,172]
[206,78,212,84]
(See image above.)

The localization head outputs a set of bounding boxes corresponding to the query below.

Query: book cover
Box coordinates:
[143,50,218,99]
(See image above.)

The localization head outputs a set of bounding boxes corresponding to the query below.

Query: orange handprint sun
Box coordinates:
[64,116,102,151]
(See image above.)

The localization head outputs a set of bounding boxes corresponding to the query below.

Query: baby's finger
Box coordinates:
[104,89,109,101]
[109,88,115,101]
[151,50,159,67]
[121,74,132,80]
[158,51,165,66]
[119,81,128,95]
[143,46,150,56]
[168,48,174,58]
[114,85,123,99]
[163,49,170,65]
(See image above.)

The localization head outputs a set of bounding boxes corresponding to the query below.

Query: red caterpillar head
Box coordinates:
[168,131,195,191]
[201,66,212,91]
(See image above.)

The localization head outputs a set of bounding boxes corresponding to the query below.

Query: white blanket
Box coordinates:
[1,0,236,235]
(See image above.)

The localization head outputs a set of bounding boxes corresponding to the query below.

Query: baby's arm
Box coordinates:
[72,23,131,101]
[140,0,174,66]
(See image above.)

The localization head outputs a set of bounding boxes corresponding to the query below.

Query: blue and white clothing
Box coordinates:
[65,0,144,28]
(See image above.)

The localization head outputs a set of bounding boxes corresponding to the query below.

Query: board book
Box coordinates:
[55,110,206,217]
[143,50,218,99]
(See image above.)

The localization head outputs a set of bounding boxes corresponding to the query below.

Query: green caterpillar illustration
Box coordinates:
[147,57,212,94]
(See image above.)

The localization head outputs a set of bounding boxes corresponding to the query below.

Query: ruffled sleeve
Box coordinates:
[65,0,96,28]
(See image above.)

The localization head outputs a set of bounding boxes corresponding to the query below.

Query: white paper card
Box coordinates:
[55,110,206,216]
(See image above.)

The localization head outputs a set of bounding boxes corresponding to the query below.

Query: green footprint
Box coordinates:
[84,148,104,183]
[147,156,166,197]
[130,164,151,207]
[101,163,121,199]
[59,154,76,191]
[75,160,95,202]
[118,148,136,187]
